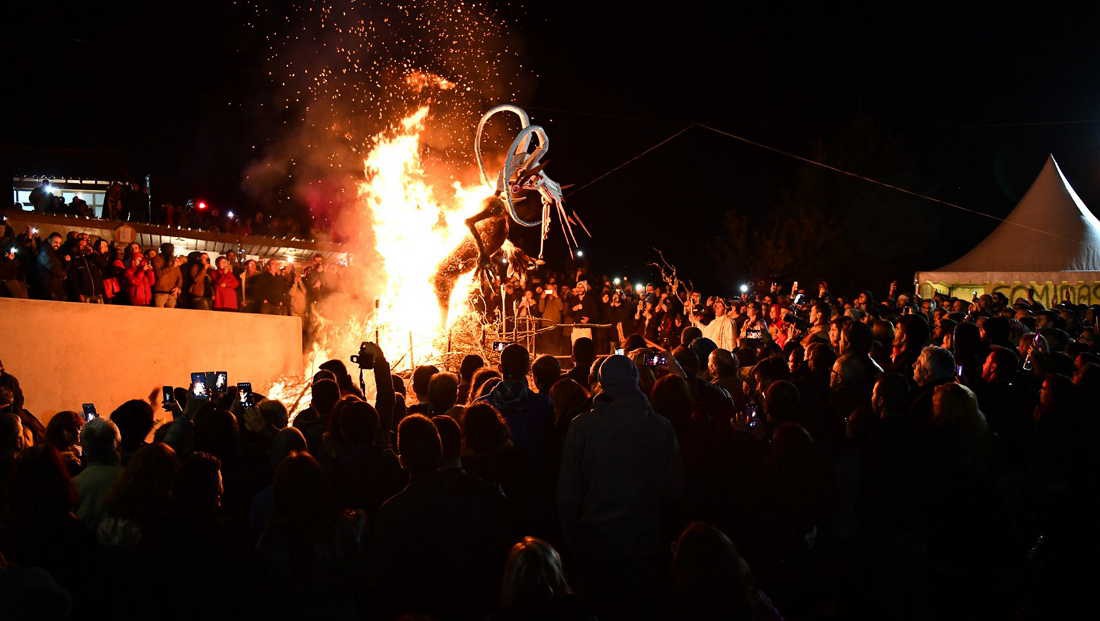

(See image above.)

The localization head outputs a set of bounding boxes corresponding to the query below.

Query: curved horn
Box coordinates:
[475,105,532,190]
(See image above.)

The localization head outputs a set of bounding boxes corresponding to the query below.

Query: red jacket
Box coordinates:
[123,264,156,306]
[212,269,240,310]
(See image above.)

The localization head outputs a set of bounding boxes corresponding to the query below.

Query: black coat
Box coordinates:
[35,245,67,300]
[250,272,289,306]
[368,468,511,618]
[68,252,104,298]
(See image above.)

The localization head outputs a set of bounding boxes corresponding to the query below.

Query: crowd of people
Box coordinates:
[0,224,342,316]
[1,271,1099,620]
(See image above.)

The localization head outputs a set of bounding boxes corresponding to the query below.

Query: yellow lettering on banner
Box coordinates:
[925,280,1100,306]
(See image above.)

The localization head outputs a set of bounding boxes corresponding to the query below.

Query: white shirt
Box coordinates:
[703,314,737,351]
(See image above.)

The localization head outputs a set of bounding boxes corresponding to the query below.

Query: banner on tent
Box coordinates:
[919,281,1100,307]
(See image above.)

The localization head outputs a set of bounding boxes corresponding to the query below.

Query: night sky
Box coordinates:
[6,1,1100,294]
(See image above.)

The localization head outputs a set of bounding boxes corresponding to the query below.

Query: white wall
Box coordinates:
[0,298,302,425]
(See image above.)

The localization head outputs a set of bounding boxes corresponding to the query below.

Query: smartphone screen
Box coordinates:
[215,371,228,392]
[615,348,625,356]
[162,386,174,404]
[81,403,97,422]
[492,341,507,352]
[237,382,252,407]
[191,372,209,400]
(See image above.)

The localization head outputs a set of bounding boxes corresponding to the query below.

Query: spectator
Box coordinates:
[703,298,737,351]
[0,243,28,298]
[3,445,95,610]
[318,359,366,400]
[566,337,596,390]
[458,353,486,403]
[68,237,104,303]
[212,256,240,311]
[533,354,563,396]
[238,259,261,312]
[462,402,532,529]
[478,344,552,465]
[321,398,403,512]
[0,359,25,412]
[292,378,341,454]
[257,450,362,615]
[427,371,463,419]
[44,410,84,476]
[35,232,68,300]
[151,252,183,308]
[432,414,463,470]
[72,417,123,529]
[122,252,155,306]
[369,414,510,619]
[406,364,440,415]
[97,442,179,549]
[669,522,781,621]
[185,252,213,310]
[247,426,307,536]
[470,367,502,404]
[109,399,155,465]
[287,265,308,318]
[0,411,22,505]
[496,536,591,620]
[557,355,683,613]
[251,259,289,315]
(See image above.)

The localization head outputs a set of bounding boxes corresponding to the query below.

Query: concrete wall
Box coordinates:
[0,298,302,424]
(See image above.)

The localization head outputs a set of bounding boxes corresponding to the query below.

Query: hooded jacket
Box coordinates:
[477,379,551,465]
[557,355,683,561]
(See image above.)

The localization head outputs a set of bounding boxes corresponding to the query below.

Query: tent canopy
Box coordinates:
[917,155,1100,288]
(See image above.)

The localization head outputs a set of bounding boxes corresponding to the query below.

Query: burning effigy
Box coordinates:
[246,1,584,405]
[268,98,585,406]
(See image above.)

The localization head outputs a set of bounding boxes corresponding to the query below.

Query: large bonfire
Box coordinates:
[267,103,498,406]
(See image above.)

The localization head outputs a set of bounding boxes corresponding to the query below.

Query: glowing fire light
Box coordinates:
[357,105,492,355]
[267,105,492,406]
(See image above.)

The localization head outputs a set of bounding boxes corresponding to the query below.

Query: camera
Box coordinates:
[783,310,810,331]
[492,341,508,353]
[350,342,375,370]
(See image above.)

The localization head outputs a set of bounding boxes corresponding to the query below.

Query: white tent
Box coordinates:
[916,155,1100,306]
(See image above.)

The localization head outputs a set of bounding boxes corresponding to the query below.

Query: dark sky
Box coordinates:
[5,1,1100,293]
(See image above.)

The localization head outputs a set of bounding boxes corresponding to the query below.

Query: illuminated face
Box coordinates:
[1039,378,1054,413]
[981,352,996,383]
[49,237,62,250]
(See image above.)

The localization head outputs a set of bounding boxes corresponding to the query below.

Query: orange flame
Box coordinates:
[268,105,493,411]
